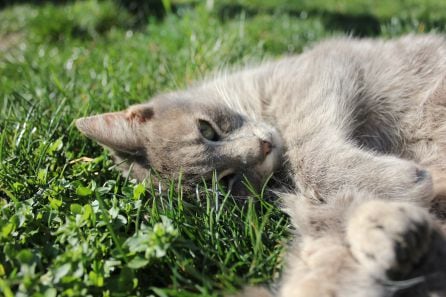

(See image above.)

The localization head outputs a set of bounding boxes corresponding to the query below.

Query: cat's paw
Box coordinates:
[346,200,433,280]
[369,157,434,204]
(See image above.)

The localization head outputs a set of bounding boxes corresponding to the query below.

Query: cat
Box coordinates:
[76,34,446,296]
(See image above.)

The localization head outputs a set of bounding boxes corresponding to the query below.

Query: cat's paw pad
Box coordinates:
[346,200,433,280]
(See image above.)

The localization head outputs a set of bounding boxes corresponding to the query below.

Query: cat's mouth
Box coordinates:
[218,168,239,191]
[217,168,263,197]
[217,169,253,197]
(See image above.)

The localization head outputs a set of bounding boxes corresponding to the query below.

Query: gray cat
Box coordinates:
[76,34,446,296]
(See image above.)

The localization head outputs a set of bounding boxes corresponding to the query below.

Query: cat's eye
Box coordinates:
[198,120,219,141]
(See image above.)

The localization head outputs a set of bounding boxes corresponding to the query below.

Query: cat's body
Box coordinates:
[76,34,446,296]
[208,34,446,203]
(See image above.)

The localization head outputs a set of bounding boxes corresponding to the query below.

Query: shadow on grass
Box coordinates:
[1,0,381,37]
[215,3,446,36]
[3,1,445,42]
[0,0,168,24]
[217,3,381,37]
[0,0,72,8]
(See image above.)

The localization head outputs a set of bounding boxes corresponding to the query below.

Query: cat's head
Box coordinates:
[75,92,283,196]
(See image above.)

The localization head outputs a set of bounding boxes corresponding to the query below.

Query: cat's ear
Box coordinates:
[75,104,154,155]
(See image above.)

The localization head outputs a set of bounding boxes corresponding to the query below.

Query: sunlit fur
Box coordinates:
[77,34,446,296]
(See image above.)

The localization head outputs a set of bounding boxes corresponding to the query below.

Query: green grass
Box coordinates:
[1,0,446,296]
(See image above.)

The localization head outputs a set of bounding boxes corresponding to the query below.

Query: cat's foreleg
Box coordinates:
[286,133,434,205]
[275,50,434,204]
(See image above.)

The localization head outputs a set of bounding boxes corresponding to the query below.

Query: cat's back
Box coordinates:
[263,34,446,107]
[272,34,446,78]
[196,34,446,123]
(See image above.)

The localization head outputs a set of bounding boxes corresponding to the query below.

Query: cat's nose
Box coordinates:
[261,140,272,157]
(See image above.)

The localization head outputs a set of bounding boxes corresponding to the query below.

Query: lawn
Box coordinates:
[1,1,446,296]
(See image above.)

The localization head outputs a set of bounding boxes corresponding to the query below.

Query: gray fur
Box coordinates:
[76,34,446,296]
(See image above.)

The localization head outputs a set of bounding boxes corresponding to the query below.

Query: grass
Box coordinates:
[1,0,446,296]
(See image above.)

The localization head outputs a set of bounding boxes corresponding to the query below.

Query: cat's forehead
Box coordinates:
[152,95,244,129]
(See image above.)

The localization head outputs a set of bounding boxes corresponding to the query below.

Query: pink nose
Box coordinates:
[261,140,272,157]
